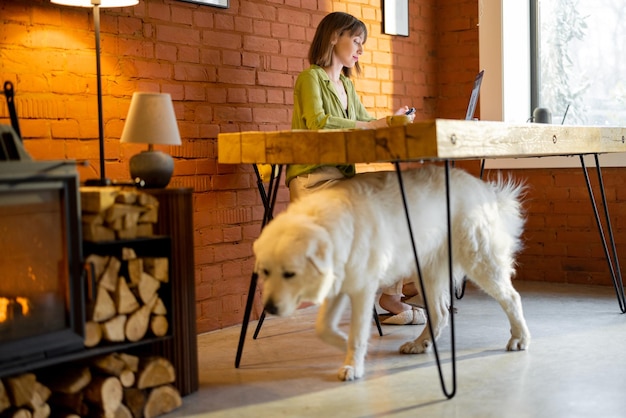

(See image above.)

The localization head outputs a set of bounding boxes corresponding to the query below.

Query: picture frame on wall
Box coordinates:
[179,0,228,7]
[383,0,409,36]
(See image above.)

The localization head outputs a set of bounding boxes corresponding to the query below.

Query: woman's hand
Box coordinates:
[355,105,415,129]
[394,106,415,122]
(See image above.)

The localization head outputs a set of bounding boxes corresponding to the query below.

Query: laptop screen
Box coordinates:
[465,70,484,120]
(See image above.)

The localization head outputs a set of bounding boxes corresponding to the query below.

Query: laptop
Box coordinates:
[465,69,484,120]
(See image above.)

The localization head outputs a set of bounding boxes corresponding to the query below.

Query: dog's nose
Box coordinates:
[264,299,278,315]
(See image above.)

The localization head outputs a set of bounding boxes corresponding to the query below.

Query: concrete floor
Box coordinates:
[163,281,626,418]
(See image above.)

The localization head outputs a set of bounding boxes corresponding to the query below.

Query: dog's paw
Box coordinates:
[506,335,530,351]
[399,339,432,354]
[337,365,363,381]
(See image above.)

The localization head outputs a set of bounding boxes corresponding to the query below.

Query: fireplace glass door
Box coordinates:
[0,165,84,370]
[0,188,70,340]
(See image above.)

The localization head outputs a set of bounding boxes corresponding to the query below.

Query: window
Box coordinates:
[480,0,626,168]
[533,0,626,126]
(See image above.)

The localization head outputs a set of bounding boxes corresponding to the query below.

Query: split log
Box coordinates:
[127,259,143,287]
[92,285,116,323]
[117,354,139,373]
[136,357,175,390]
[38,367,91,395]
[4,373,36,407]
[90,355,135,388]
[125,297,157,342]
[115,191,138,205]
[84,254,109,283]
[105,204,145,226]
[115,277,139,315]
[3,375,50,418]
[150,315,168,338]
[91,355,126,377]
[82,224,116,242]
[118,371,135,389]
[82,376,122,417]
[121,248,137,260]
[84,321,102,348]
[136,223,154,237]
[47,392,88,416]
[137,205,158,224]
[80,187,119,213]
[122,388,145,418]
[112,403,133,418]
[28,382,50,410]
[29,402,49,418]
[123,212,141,231]
[143,258,168,283]
[0,380,10,414]
[116,226,138,240]
[99,258,121,293]
[101,315,127,343]
[137,193,159,207]
[137,273,160,305]
[143,385,181,418]
[151,298,167,316]
[82,213,104,228]
[89,402,133,418]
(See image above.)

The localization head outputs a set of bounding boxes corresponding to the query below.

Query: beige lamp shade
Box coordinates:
[51,0,138,7]
[120,92,181,188]
[120,92,182,146]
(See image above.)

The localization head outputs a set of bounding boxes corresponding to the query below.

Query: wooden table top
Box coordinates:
[217,119,626,164]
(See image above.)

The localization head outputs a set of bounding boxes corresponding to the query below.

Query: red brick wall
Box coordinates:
[2,0,470,333]
[511,167,626,286]
[9,0,622,335]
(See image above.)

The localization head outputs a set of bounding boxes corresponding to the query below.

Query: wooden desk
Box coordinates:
[218,119,626,398]
[218,119,626,164]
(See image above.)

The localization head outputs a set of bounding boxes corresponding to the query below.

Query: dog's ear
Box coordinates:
[252,239,264,274]
[307,236,329,275]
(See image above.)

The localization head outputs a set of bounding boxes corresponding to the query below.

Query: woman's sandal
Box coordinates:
[381,306,427,325]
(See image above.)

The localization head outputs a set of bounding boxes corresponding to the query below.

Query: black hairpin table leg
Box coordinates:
[394,161,457,399]
[580,155,626,312]
[235,165,282,368]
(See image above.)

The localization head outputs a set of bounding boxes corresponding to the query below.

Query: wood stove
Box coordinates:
[0,158,84,376]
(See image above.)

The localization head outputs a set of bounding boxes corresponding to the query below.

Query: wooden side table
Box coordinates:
[147,188,198,396]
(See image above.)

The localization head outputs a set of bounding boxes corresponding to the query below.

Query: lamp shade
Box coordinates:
[120,92,182,146]
[51,0,138,7]
[121,92,181,188]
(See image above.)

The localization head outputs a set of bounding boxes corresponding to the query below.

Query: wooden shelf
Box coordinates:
[0,336,171,379]
[0,189,199,398]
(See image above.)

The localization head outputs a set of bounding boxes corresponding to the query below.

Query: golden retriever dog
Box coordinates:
[253,165,530,381]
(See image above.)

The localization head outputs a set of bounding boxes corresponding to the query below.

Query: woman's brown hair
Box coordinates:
[308,12,367,78]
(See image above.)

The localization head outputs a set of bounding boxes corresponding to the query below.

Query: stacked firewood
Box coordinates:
[81,187,160,242]
[0,354,182,417]
[0,373,51,418]
[84,248,169,348]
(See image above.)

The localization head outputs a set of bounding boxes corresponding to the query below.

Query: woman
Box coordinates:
[288,11,424,325]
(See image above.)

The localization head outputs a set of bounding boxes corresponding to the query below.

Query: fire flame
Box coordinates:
[16,297,30,315]
[0,298,8,323]
[0,297,31,323]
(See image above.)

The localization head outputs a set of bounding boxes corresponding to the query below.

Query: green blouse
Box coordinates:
[286,65,375,185]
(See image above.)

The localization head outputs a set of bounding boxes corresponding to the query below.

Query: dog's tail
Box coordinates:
[491,174,527,251]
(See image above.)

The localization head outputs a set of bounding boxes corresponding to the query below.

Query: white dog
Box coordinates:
[253,165,530,381]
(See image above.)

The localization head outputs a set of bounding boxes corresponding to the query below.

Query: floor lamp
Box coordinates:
[50,0,138,186]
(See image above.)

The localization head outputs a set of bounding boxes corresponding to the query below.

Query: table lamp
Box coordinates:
[51,0,138,186]
[120,92,182,188]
